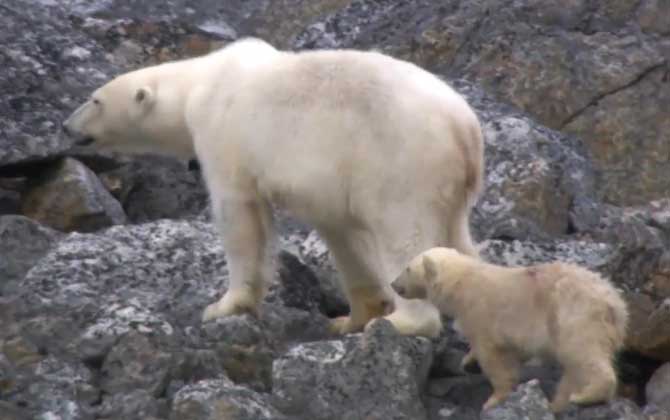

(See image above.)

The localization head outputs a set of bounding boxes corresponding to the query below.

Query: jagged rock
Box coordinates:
[425,400,479,420]
[280,228,349,317]
[15,219,328,361]
[21,158,127,232]
[3,355,99,420]
[96,389,168,420]
[480,379,554,420]
[480,239,621,278]
[0,401,29,420]
[100,331,173,398]
[642,404,670,420]
[0,215,62,295]
[427,375,492,411]
[0,0,121,167]
[99,155,208,224]
[646,363,670,413]
[272,318,433,420]
[171,377,289,420]
[555,398,646,420]
[2,218,335,417]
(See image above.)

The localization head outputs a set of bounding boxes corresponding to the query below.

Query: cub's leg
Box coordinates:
[567,352,617,406]
[550,360,580,412]
[202,194,275,322]
[476,343,521,411]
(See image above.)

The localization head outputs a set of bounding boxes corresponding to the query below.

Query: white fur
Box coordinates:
[64,38,485,336]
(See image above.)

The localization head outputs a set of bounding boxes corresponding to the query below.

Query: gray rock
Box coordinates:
[16,219,328,360]
[0,0,121,167]
[99,155,208,224]
[555,398,646,420]
[480,239,621,278]
[646,363,670,412]
[427,375,492,412]
[272,318,433,420]
[280,228,349,317]
[642,404,670,420]
[21,158,127,232]
[0,400,28,420]
[99,331,173,398]
[0,215,62,295]
[9,355,99,420]
[480,379,554,420]
[96,389,168,420]
[171,376,289,420]
[425,399,479,420]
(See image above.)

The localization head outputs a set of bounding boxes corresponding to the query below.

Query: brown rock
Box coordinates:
[21,157,127,232]
[625,292,670,361]
[563,66,670,205]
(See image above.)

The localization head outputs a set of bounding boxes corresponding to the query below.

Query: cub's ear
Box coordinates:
[134,86,155,108]
[422,255,439,282]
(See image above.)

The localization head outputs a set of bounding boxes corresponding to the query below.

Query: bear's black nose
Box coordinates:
[62,121,70,136]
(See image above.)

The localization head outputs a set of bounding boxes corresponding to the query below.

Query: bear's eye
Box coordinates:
[92,98,101,105]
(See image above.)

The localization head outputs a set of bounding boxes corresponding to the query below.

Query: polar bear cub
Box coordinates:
[392,247,628,412]
[62,38,484,337]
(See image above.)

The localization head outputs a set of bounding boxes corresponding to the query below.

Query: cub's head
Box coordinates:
[392,248,469,314]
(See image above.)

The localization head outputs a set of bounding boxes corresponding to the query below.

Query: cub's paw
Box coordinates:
[329,316,363,335]
[482,393,506,411]
[201,291,259,322]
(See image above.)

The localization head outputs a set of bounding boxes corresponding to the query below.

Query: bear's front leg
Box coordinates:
[202,196,275,322]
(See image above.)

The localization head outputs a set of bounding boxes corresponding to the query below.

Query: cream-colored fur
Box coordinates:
[393,247,628,412]
[63,38,484,337]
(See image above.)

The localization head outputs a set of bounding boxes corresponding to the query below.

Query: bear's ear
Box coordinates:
[134,86,155,108]
[422,255,439,282]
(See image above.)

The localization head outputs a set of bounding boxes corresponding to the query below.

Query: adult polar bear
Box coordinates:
[63,38,484,337]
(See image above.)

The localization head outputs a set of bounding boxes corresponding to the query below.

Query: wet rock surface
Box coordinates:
[2,0,670,419]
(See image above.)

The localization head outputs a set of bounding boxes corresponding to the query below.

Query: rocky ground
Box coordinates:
[1,0,670,419]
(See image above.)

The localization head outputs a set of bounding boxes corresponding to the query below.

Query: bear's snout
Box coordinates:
[391,281,406,297]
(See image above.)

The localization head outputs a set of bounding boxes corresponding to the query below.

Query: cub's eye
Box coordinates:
[92,98,101,105]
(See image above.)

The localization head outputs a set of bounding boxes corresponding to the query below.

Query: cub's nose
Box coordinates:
[61,121,70,136]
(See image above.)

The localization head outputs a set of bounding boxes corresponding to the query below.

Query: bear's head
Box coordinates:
[62,70,194,158]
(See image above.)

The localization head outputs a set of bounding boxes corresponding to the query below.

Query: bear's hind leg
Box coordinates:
[202,196,275,322]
